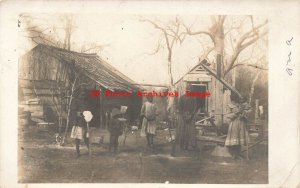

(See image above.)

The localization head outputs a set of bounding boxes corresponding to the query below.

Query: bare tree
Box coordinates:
[62,75,78,144]
[140,17,186,86]
[142,16,268,155]
[19,13,76,50]
[183,16,268,77]
[50,83,64,136]
[20,14,60,47]
[60,15,76,50]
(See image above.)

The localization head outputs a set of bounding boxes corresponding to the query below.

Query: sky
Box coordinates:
[19,14,267,85]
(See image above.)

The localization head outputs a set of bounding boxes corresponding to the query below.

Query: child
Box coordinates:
[108,109,123,152]
[71,112,89,158]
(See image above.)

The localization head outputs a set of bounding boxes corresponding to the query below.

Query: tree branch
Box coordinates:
[238,20,268,48]
[200,46,215,60]
[182,23,215,44]
[81,45,109,53]
[230,63,268,70]
[224,20,268,76]
[240,31,267,51]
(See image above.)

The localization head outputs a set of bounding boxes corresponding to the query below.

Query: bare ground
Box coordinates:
[18,124,268,184]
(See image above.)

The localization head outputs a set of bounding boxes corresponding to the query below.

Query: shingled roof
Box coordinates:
[33,44,141,92]
[199,60,242,98]
[175,59,242,98]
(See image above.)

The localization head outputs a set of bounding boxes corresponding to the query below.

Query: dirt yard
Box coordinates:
[18,124,268,184]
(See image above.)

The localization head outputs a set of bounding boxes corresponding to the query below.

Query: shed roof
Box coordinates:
[175,59,242,98]
[33,44,141,92]
[199,61,242,98]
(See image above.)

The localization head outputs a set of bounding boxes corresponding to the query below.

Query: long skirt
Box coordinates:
[176,115,196,149]
[140,117,156,137]
[225,119,249,146]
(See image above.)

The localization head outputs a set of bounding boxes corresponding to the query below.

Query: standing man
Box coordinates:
[140,96,158,149]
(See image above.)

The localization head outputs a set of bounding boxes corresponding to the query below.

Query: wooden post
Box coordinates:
[246,134,249,160]
[254,99,261,131]
[221,85,224,128]
[217,54,222,78]
[122,121,127,146]
[255,99,259,129]
[59,90,63,135]
[99,88,102,128]
[87,122,91,157]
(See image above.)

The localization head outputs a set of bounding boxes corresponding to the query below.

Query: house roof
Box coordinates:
[33,44,142,92]
[175,59,242,98]
[199,61,242,98]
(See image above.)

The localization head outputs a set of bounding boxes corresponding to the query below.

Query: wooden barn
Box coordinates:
[174,59,241,126]
[18,44,143,129]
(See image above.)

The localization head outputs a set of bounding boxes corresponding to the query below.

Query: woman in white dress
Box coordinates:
[140,96,158,149]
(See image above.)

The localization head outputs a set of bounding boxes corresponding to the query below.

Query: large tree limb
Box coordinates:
[224,23,268,76]
[240,31,267,51]
[183,27,215,44]
[239,20,268,46]
[230,63,268,70]
[81,44,109,53]
[200,46,215,60]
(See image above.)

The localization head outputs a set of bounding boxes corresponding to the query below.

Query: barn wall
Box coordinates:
[19,49,90,126]
[19,48,143,127]
[19,48,74,87]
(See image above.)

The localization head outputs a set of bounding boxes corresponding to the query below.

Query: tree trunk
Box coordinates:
[168,50,173,86]
[62,76,78,144]
[213,17,225,126]
[67,32,71,51]
[249,71,261,104]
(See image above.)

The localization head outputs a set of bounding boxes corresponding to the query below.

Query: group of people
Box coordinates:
[71,95,159,157]
[138,93,252,159]
[71,106,124,158]
[71,90,251,160]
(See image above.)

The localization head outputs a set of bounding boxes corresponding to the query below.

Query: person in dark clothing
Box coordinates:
[71,112,90,158]
[108,113,123,152]
[177,94,199,150]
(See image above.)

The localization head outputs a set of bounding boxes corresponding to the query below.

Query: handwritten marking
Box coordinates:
[285,37,294,76]
[286,37,293,46]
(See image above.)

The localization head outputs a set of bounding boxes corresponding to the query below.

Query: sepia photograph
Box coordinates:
[17,13,269,184]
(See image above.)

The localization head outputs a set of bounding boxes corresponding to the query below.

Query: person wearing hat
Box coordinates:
[225,95,251,159]
[70,111,90,158]
[108,107,124,152]
[140,96,158,149]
